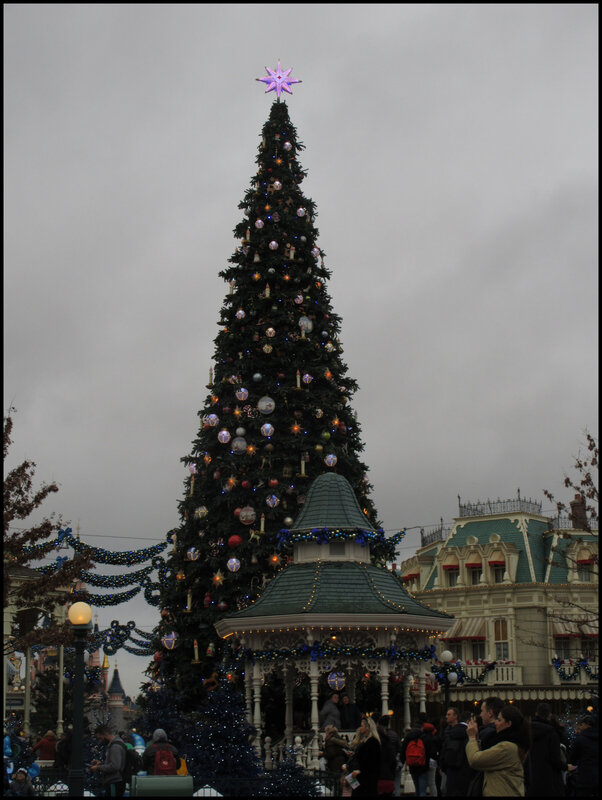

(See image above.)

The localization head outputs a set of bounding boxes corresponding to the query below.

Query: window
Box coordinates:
[448,570,458,587]
[581,638,598,661]
[493,566,505,583]
[494,619,509,660]
[555,639,573,661]
[577,564,594,582]
[471,640,486,661]
[329,542,345,557]
[470,568,482,586]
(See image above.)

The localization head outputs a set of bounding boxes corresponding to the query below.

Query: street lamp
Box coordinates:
[67,601,92,798]
[435,649,462,710]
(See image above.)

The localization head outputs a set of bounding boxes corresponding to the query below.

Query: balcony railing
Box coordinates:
[462,663,522,685]
[458,498,542,517]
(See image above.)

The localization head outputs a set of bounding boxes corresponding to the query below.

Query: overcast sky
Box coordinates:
[4,4,598,699]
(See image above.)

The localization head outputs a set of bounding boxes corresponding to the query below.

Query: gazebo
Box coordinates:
[216,473,453,765]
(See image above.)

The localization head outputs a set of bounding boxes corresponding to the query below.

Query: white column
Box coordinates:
[245,660,253,724]
[380,659,390,716]
[284,665,294,747]
[56,645,64,735]
[23,646,32,736]
[308,659,320,768]
[418,661,427,715]
[252,662,263,756]
[403,673,411,731]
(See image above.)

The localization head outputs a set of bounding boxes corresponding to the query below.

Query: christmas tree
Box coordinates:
[155,69,394,698]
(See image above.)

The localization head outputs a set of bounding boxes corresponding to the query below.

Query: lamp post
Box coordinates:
[436,649,461,710]
[67,601,92,798]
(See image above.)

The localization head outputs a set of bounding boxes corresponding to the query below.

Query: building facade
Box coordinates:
[397,495,598,714]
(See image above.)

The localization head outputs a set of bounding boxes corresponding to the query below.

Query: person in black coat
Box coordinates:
[340,695,363,731]
[438,708,475,796]
[525,703,565,797]
[567,715,598,797]
[343,716,381,797]
[401,723,430,797]
[375,715,399,797]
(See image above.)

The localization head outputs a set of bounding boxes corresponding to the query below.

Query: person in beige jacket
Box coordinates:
[465,705,530,796]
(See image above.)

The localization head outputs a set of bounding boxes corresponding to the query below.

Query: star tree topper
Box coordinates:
[256,60,301,98]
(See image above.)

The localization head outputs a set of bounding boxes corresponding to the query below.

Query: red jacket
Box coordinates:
[33,736,57,760]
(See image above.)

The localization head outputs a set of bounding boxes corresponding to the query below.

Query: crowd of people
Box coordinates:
[4,723,183,797]
[317,692,598,797]
[3,695,598,797]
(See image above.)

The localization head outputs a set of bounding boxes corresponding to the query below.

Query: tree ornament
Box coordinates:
[186,547,200,561]
[212,570,225,584]
[217,600,228,611]
[218,429,232,444]
[273,180,282,191]
[314,408,324,418]
[232,436,247,454]
[235,387,249,401]
[203,592,212,608]
[258,396,276,414]
[268,241,279,250]
[265,327,276,338]
[302,373,313,384]
[227,558,241,572]
[324,454,337,467]
[235,309,246,319]
[239,506,256,525]
[253,372,263,382]
[255,219,264,229]
[296,208,306,217]
[299,316,313,332]
[161,632,179,650]
[236,426,246,436]
[195,506,209,519]
[228,534,243,548]
[206,642,216,657]
[266,494,280,508]
[261,422,275,437]
[204,413,219,427]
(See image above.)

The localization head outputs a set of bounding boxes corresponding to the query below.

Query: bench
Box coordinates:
[130,774,194,796]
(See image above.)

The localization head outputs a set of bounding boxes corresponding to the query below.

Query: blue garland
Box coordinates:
[273,526,406,551]
[552,657,599,681]
[71,586,141,606]
[232,641,434,665]
[23,527,175,565]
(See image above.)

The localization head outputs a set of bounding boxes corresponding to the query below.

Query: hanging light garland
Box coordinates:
[273,526,406,550]
[552,656,599,681]
[23,528,174,565]
[231,641,436,665]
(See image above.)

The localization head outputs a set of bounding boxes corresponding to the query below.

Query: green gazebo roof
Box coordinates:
[230,560,451,619]
[290,472,378,531]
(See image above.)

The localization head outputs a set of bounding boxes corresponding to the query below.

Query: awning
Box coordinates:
[488,549,505,566]
[441,619,462,640]
[552,619,599,638]
[459,618,486,640]
[577,547,595,565]
[442,554,459,571]
[401,572,419,582]
[442,618,486,640]
[465,552,482,568]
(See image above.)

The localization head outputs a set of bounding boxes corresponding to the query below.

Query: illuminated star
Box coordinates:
[256,60,301,98]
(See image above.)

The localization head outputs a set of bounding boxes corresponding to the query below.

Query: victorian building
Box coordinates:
[397,493,598,714]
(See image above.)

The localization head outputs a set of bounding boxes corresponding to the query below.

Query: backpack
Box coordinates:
[154,745,177,775]
[115,741,142,782]
[406,737,426,767]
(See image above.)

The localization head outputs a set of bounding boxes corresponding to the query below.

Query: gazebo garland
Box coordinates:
[273,527,406,551]
[230,641,437,665]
